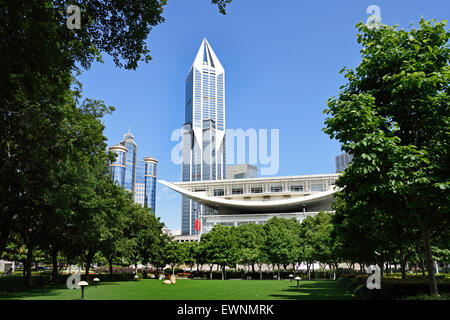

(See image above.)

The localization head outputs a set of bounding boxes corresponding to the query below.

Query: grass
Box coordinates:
[0,279,354,300]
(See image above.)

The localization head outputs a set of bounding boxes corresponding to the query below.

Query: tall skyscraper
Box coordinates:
[108,132,157,212]
[181,38,226,235]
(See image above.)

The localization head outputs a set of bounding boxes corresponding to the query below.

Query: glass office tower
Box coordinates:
[122,132,137,193]
[108,132,157,213]
[181,38,226,235]
[108,144,127,187]
[144,156,158,211]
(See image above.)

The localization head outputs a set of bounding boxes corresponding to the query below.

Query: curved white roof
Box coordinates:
[159,180,337,214]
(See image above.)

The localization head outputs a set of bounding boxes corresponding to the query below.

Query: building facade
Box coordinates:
[162,173,339,234]
[181,39,227,235]
[226,164,258,179]
[108,132,157,212]
[335,152,353,173]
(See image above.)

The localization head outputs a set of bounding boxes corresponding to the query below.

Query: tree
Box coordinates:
[323,19,449,295]
[235,223,264,273]
[164,241,185,276]
[180,241,198,273]
[263,217,296,280]
[0,0,229,256]
[201,225,237,280]
[121,202,164,273]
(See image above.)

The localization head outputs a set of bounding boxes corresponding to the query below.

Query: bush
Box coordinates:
[339,274,450,299]
[0,272,137,292]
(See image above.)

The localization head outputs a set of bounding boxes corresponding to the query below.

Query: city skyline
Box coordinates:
[77,0,449,230]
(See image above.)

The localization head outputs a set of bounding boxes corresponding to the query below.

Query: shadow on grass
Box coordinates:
[0,281,122,300]
[269,281,354,300]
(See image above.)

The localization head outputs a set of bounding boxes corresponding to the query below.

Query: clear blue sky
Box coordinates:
[78,0,449,230]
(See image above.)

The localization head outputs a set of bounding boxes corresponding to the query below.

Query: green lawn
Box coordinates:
[0,279,354,300]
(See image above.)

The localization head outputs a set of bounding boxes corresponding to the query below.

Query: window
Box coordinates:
[214,189,224,196]
[271,186,283,192]
[251,187,263,193]
[311,183,324,192]
[290,185,303,192]
[232,188,243,195]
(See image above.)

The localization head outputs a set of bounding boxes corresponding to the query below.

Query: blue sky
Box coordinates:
[78,0,449,230]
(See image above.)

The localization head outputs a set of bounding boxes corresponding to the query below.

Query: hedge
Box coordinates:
[0,273,137,292]
[337,274,450,299]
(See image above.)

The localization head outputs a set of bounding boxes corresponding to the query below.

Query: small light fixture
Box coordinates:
[93,278,100,288]
[295,276,301,289]
[77,281,89,300]
[289,274,294,283]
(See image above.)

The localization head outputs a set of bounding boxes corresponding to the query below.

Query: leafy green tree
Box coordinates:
[201,225,238,280]
[180,241,198,273]
[323,19,449,295]
[235,223,264,273]
[263,217,296,280]
[163,241,185,276]
[121,202,164,273]
[0,0,228,257]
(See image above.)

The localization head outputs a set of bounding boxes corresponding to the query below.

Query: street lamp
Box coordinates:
[289,274,294,283]
[295,276,301,289]
[77,281,89,300]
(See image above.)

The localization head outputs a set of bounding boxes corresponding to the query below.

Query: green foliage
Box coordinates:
[323,18,449,294]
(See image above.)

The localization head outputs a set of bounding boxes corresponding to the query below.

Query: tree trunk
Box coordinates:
[25,245,34,288]
[307,263,311,280]
[108,258,114,275]
[400,258,407,280]
[277,264,281,280]
[85,251,95,282]
[51,247,59,283]
[221,266,225,280]
[209,264,213,280]
[422,225,438,295]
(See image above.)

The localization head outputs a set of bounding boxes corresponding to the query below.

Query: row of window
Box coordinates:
[209,184,327,196]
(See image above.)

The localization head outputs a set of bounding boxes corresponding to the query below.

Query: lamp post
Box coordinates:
[295,276,301,289]
[93,278,100,288]
[289,274,294,283]
[77,281,89,300]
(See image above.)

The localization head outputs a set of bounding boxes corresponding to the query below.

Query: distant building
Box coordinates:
[108,132,157,212]
[162,227,181,237]
[0,260,14,273]
[335,152,353,173]
[226,164,257,180]
[174,234,200,243]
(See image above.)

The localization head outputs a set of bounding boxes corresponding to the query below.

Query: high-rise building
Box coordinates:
[181,38,226,235]
[335,152,353,173]
[122,132,137,193]
[108,132,157,212]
